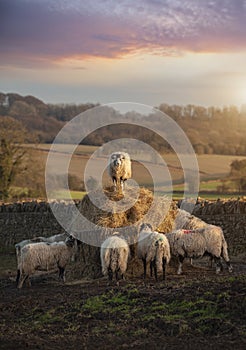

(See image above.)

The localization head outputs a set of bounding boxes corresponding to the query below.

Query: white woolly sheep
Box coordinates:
[165,227,233,275]
[108,152,132,191]
[100,233,130,282]
[173,209,233,270]
[174,208,209,231]
[174,208,213,266]
[137,223,171,281]
[17,235,75,289]
[15,233,68,285]
[15,236,47,285]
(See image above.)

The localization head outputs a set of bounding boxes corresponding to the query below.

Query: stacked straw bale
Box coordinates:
[69,186,177,279]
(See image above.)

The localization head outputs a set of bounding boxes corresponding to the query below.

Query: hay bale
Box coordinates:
[70,186,178,279]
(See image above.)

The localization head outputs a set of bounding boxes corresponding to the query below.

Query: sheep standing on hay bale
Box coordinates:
[165,227,233,275]
[17,235,75,289]
[100,233,130,283]
[108,152,132,191]
[15,233,68,285]
[137,223,171,281]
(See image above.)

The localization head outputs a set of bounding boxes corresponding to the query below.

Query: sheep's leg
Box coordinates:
[18,274,28,289]
[142,258,147,279]
[113,178,117,191]
[221,247,233,272]
[214,257,223,274]
[162,257,166,281]
[150,260,153,277]
[108,267,113,281]
[16,269,20,286]
[71,239,78,262]
[59,267,65,282]
[115,269,120,281]
[209,256,213,268]
[226,261,233,273]
[120,179,124,191]
[113,177,121,191]
[177,256,184,275]
[26,276,31,287]
[153,260,158,281]
[149,259,158,280]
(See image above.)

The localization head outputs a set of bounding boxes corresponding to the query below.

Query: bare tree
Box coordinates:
[230,159,246,193]
[0,117,30,199]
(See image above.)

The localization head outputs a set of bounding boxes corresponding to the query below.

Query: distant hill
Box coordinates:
[0,92,97,142]
[0,92,246,155]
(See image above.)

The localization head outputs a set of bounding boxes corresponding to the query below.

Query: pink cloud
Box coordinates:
[1,0,246,68]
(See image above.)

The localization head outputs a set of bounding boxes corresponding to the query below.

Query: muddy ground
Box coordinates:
[0,255,246,350]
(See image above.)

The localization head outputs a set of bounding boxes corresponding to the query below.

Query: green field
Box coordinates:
[173,179,237,192]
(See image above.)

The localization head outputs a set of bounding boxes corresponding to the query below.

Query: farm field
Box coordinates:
[26,144,246,200]
[32,144,246,176]
[0,255,245,350]
[2,145,246,349]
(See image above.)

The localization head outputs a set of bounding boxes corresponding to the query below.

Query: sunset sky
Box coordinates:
[1,0,246,107]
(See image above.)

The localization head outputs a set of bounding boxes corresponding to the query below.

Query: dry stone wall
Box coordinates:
[193,199,246,255]
[0,199,245,256]
[0,201,75,249]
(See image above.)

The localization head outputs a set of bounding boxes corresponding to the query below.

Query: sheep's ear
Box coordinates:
[66,235,75,245]
[147,223,153,230]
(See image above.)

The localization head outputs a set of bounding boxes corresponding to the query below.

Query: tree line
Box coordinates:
[1,92,246,199]
[1,92,246,156]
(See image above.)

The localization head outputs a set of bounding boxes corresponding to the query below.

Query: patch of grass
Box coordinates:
[33,308,63,325]
[4,276,244,342]
[17,307,66,332]
[82,290,143,319]
[79,289,235,337]
[50,190,86,200]
[83,295,105,314]
[132,328,149,336]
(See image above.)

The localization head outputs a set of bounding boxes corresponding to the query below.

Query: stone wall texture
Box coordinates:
[193,199,246,255]
[0,199,245,256]
[0,201,69,249]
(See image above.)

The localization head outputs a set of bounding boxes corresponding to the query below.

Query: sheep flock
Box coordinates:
[14,152,234,288]
[15,210,233,288]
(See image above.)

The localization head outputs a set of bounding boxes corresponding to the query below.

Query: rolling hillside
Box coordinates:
[1,92,246,156]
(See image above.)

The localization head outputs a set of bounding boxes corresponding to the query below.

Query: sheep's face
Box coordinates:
[110,153,126,168]
[65,235,75,247]
[139,223,153,232]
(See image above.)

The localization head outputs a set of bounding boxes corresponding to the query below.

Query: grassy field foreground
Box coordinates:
[0,263,245,350]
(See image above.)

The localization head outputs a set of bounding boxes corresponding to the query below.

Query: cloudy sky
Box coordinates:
[1,0,246,107]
